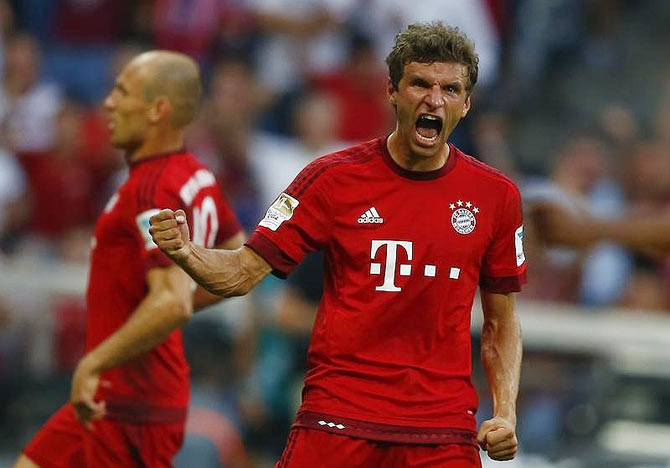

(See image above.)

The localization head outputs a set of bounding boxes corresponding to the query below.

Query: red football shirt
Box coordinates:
[246,137,526,444]
[87,150,241,422]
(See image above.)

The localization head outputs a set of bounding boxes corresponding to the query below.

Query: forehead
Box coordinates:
[117,61,149,91]
[402,61,469,84]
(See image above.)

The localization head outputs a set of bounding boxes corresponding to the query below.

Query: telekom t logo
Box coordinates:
[370,240,448,292]
[370,240,412,292]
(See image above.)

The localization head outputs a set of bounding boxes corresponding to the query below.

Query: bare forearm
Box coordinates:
[192,233,247,310]
[83,292,191,373]
[535,203,670,251]
[176,245,271,297]
[481,295,522,422]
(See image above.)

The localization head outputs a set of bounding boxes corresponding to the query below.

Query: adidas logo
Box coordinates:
[358,206,384,224]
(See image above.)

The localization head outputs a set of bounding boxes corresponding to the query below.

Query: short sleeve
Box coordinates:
[245,161,332,279]
[479,183,527,293]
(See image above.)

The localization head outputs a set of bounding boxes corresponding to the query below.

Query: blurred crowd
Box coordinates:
[1,0,670,466]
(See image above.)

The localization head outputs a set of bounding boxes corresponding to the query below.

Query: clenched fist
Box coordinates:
[149,209,192,262]
[477,416,518,461]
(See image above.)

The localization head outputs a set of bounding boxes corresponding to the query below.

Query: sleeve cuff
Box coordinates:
[245,231,298,279]
[479,270,527,293]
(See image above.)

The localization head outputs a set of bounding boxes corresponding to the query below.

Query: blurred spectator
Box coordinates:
[251,90,346,209]
[0,146,27,251]
[654,78,670,145]
[20,101,101,242]
[598,103,639,151]
[622,140,670,211]
[150,0,255,65]
[0,0,15,76]
[618,140,670,311]
[523,136,614,301]
[188,57,269,229]
[470,111,519,179]
[251,0,357,95]
[503,0,586,104]
[0,32,62,156]
[43,0,134,103]
[618,257,668,311]
[310,35,393,143]
[52,0,132,44]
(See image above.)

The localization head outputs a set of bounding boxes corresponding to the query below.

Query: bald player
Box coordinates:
[15,51,244,468]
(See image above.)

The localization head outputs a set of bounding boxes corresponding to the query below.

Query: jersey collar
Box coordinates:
[379,137,458,180]
[128,148,186,169]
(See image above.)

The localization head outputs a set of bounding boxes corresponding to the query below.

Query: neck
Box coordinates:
[387,130,449,172]
[127,127,185,164]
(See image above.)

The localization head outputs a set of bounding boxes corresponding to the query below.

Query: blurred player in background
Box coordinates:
[150,21,522,467]
[15,50,244,468]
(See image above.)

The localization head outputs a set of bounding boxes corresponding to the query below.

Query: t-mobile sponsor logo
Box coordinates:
[370,240,413,292]
[370,240,457,291]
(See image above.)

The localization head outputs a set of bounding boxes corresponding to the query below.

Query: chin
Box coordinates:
[411,135,446,156]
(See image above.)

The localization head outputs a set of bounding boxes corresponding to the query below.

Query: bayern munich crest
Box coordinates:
[449,200,479,235]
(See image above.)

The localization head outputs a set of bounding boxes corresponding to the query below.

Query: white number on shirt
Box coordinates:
[192,196,219,248]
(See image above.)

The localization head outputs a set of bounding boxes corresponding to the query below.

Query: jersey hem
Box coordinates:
[294,411,478,446]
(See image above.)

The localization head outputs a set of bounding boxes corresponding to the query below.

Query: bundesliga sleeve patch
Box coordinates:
[136,209,162,251]
[259,192,300,231]
[515,225,525,266]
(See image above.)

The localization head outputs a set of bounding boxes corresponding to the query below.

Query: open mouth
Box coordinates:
[414,114,443,146]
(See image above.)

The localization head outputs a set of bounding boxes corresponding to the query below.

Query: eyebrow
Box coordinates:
[410,75,464,90]
[115,81,128,94]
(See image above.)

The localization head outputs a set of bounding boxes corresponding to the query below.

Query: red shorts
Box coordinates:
[275,428,482,468]
[23,404,185,468]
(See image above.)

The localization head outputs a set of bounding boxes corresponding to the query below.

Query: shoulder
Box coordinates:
[132,152,211,209]
[455,147,521,199]
[286,138,383,198]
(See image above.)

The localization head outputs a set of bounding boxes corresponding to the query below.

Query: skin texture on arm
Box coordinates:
[70,265,194,428]
[150,209,272,297]
[531,201,670,252]
[476,290,521,461]
[192,231,247,310]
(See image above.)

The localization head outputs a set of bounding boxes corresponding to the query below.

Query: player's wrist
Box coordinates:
[171,241,193,263]
[79,352,104,374]
[492,409,517,427]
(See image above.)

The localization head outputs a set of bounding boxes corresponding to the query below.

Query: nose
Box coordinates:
[103,93,114,112]
[425,85,444,108]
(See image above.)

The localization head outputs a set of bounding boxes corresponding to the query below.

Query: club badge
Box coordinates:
[449,200,479,235]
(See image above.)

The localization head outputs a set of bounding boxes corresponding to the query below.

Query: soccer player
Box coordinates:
[150,22,523,467]
[15,51,244,468]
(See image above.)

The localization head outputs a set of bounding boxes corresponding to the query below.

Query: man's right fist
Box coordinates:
[149,209,192,261]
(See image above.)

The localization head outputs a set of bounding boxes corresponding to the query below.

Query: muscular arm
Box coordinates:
[192,231,247,310]
[84,266,193,371]
[476,290,521,461]
[71,265,194,426]
[532,202,670,251]
[150,209,272,297]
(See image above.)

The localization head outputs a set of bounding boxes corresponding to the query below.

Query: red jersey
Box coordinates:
[246,137,526,444]
[87,150,241,422]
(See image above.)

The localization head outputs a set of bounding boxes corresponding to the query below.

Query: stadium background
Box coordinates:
[1,0,670,467]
